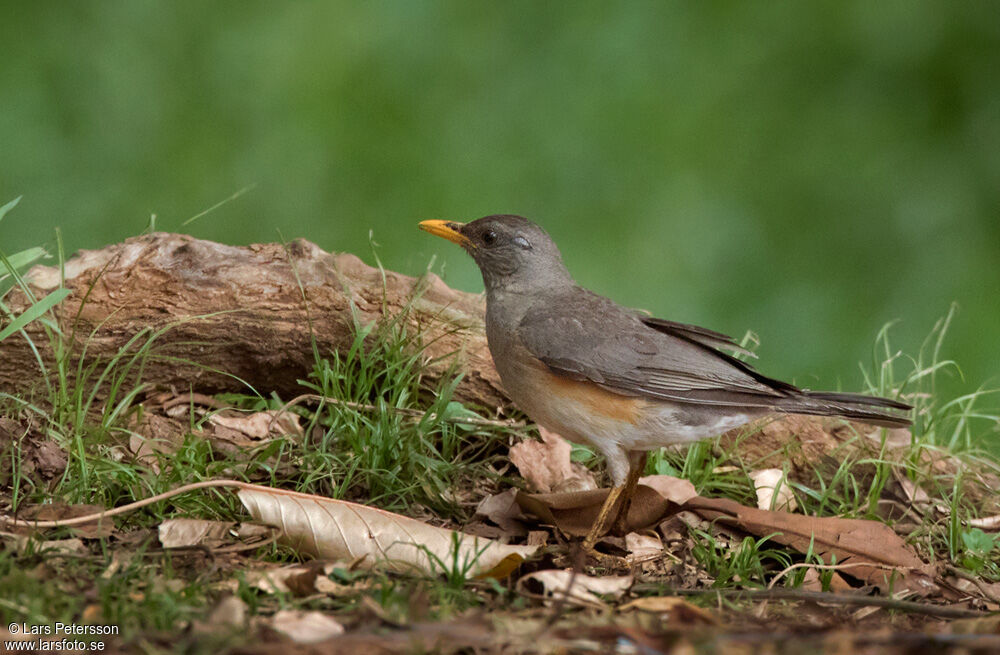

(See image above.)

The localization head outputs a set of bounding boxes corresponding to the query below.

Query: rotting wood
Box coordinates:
[0,232,506,409]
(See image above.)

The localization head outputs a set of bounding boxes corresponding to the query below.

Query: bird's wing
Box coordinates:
[517,288,798,407]
[639,317,756,358]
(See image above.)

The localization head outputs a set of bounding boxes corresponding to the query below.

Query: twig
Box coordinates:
[630,585,992,619]
[277,393,527,429]
[0,479,248,529]
[946,565,1000,604]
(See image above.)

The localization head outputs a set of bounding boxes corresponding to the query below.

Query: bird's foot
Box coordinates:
[581,527,630,570]
[581,542,630,569]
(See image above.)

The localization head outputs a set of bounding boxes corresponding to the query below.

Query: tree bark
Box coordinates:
[1,233,508,411]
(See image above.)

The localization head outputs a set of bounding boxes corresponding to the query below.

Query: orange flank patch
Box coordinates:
[544,369,642,423]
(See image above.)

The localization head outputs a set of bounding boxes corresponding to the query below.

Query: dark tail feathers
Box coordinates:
[777,390,912,428]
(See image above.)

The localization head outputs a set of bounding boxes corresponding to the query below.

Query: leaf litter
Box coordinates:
[4,394,1000,652]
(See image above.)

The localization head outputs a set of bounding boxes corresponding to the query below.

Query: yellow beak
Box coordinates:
[419,220,469,246]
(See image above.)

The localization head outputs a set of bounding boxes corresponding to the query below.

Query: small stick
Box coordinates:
[630,585,991,619]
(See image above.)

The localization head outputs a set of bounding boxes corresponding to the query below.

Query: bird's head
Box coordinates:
[420,215,572,294]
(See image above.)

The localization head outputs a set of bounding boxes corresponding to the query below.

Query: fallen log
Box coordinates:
[1,232,507,410]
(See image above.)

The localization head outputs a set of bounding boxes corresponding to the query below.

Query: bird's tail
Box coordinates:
[776,390,912,428]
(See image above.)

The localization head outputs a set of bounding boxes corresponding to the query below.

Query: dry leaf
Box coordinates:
[238,486,537,578]
[0,418,67,481]
[517,569,632,607]
[247,562,365,597]
[270,610,344,644]
[516,475,692,536]
[475,489,529,535]
[509,427,597,493]
[21,503,115,538]
[639,475,698,504]
[749,468,797,512]
[684,496,938,594]
[128,413,185,473]
[208,410,302,439]
[158,518,234,548]
[619,596,718,625]
[624,532,663,563]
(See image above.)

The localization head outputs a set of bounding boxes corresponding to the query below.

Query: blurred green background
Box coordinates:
[2,2,997,403]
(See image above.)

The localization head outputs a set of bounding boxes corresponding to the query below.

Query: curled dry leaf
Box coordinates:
[157,518,275,553]
[748,468,797,512]
[208,410,302,440]
[517,569,632,607]
[238,486,537,578]
[509,426,597,493]
[516,475,694,536]
[158,518,234,549]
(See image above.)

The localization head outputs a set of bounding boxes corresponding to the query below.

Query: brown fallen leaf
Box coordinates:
[238,486,537,578]
[0,418,67,482]
[475,488,529,536]
[509,427,597,493]
[19,503,115,538]
[684,496,938,594]
[128,413,186,473]
[516,475,693,536]
[207,409,302,440]
[158,518,235,549]
[517,569,632,607]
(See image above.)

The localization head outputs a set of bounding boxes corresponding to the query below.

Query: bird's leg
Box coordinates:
[610,451,647,537]
[581,452,647,555]
[581,485,625,553]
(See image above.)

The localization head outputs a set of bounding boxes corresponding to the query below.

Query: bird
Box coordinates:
[419,214,912,554]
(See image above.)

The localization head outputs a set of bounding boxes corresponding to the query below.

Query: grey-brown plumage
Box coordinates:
[518,286,910,427]
[420,214,911,546]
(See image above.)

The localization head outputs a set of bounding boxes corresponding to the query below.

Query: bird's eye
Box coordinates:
[482,230,498,246]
